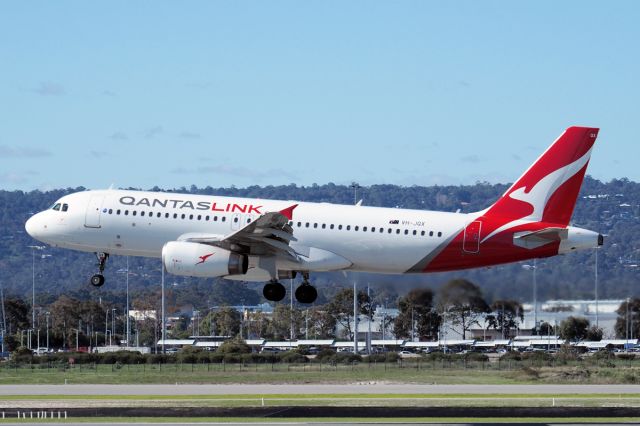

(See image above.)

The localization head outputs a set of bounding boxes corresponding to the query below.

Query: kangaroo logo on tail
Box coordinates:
[480,126,599,243]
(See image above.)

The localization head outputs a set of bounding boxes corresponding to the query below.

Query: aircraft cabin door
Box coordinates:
[85,195,105,228]
[462,221,482,253]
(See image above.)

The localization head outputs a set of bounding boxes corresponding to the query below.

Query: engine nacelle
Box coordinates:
[162,241,248,278]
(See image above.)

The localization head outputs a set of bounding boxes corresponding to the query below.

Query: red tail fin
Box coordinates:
[483,126,599,232]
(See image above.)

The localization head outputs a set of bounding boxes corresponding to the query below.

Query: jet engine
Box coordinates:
[162,241,248,278]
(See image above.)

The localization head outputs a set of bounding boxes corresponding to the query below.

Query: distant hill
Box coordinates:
[1,176,638,309]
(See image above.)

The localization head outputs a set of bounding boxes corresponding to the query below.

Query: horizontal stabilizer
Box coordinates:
[513,227,568,249]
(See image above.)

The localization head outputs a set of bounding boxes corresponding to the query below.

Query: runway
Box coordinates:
[1,383,640,395]
[2,423,638,426]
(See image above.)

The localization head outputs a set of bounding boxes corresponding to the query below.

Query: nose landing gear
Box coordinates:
[89,252,109,288]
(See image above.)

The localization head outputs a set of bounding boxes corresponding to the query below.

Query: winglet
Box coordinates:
[279,204,298,220]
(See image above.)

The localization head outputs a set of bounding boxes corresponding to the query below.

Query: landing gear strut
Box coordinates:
[295,272,317,304]
[90,252,109,288]
[263,279,286,302]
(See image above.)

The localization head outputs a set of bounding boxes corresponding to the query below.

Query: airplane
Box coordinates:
[25,126,603,304]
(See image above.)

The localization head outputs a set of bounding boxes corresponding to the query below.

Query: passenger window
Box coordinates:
[133,211,138,216]
[314,223,318,228]
[206,216,210,221]
[355,226,359,231]
[181,214,186,219]
[305,222,310,228]
[233,217,238,223]
[163,213,168,218]
[117,209,121,215]
[404,229,409,235]
[125,210,129,216]
[322,224,326,229]
[388,228,392,233]
[198,215,202,220]
[173,213,178,219]
[421,231,425,236]
[214,216,218,221]
[412,230,417,235]
[330,224,335,229]
[62,204,69,212]
[363,226,367,232]
[222,217,226,222]
[338,225,343,230]
[429,231,434,237]
[438,231,442,237]
[141,211,145,217]
[108,209,113,214]
[396,229,400,234]
[346,225,351,231]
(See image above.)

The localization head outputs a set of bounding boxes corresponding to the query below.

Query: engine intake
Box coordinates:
[162,241,248,278]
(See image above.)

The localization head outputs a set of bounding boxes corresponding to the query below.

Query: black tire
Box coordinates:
[90,274,105,287]
[295,284,317,304]
[263,282,286,302]
[273,282,286,301]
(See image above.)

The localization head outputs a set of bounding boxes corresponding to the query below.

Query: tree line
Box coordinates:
[3,278,639,352]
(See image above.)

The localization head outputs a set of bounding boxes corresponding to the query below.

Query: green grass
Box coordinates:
[3,393,640,409]
[1,360,639,385]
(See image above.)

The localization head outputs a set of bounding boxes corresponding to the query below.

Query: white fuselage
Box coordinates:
[25,189,470,277]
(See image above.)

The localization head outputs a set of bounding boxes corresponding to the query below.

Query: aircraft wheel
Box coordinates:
[295,284,317,304]
[263,281,286,302]
[90,274,105,287]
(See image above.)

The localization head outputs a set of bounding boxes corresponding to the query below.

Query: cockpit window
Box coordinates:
[52,203,61,211]
[62,204,69,212]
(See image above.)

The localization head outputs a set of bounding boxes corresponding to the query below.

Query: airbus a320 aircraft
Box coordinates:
[25,126,603,304]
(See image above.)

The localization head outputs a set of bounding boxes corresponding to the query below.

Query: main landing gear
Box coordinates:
[262,272,318,304]
[89,252,109,288]
[263,280,286,302]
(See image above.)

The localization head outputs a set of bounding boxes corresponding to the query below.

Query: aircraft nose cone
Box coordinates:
[25,214,43,239]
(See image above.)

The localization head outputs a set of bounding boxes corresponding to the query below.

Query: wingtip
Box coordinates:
[279,204,298,220]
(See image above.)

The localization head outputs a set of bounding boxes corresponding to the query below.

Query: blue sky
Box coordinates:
[1,1,638,191]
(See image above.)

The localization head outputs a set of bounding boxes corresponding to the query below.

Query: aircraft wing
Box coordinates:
[178,204,300,259]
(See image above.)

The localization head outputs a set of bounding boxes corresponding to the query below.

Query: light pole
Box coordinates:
[353,280,358,354]
[111,308,116,346]
[117,258,131,346]
[161,263,165,354]
[595,248,599,328]
[28,245,46,329]
[289,279,294,341]
[350,182,360,205]
[45,312,50,350]
[367,285,371,355]
[522,261,538,333]
[411,307,415,342]
[626,297,630,352]
[105,309,109,347]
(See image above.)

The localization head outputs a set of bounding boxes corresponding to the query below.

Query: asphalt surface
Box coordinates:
[0,423,638,426]
[1,383,640,395]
